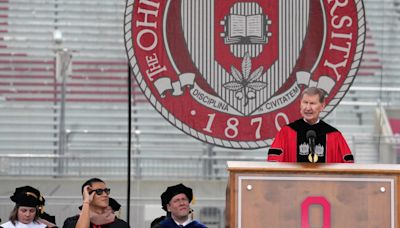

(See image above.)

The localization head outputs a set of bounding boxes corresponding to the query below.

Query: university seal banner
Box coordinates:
[124,0,366,149]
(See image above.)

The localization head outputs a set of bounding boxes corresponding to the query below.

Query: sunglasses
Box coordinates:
[89,188,111,196]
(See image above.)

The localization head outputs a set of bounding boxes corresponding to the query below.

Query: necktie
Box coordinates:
[179,225,184,228]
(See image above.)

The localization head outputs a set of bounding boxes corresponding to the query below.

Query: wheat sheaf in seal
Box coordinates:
[124,0,366,149]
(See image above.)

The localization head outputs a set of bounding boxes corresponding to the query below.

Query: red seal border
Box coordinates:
[124,0,366,149]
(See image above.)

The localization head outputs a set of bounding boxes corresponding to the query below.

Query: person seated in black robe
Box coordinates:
[62,178,130,228]
[155,183,207,228]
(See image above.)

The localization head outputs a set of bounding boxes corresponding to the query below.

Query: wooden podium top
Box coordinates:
[227,161,400,175]
[226,161,400,228]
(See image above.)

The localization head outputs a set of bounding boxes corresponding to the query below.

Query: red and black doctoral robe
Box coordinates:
[267,119,354,163]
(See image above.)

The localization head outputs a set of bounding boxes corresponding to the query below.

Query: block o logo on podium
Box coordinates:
[124,0,365,149]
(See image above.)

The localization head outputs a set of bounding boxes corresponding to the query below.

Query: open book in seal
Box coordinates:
[221,14,272,45]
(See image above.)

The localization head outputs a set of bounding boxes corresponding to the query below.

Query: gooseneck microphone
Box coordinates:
[306,130,317,163]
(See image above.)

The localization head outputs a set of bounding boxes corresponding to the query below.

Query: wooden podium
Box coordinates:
[226,161,400,228]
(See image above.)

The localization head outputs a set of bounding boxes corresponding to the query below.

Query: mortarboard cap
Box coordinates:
[10,186,42,207]
[160,183,192,211]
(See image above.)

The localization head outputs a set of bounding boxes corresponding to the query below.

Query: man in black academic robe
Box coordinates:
[153,184,207,228]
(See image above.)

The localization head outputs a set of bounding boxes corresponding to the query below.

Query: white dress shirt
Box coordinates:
[1,221,47,228]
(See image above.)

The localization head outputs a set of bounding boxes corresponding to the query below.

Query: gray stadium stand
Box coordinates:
[1,0,400,227]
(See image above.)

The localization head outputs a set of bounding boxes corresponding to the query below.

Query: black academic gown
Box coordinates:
[62,215,129,228]
[158,218,207,228]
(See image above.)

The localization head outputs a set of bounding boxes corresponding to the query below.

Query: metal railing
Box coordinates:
[1,135,400,178]
[0,153,263,179]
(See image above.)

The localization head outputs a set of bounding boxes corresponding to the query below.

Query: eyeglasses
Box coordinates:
[90,188,111,196]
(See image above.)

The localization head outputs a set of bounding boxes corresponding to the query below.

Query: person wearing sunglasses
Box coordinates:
[62,178,130,228]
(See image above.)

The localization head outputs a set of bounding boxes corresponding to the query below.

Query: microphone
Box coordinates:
[306,130,317,163]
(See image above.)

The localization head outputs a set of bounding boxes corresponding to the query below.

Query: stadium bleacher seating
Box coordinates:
[0,0,395,178]
[1,0,400,227]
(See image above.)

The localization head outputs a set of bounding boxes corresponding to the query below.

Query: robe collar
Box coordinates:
[303,118,320,125]
[173,217,192,227]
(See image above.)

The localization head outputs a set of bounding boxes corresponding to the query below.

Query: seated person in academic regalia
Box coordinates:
[156,184,207,228]
[62,178,130,228]
[268,87,354,163]
[1,186,56,228]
